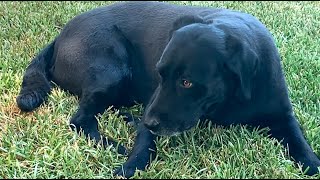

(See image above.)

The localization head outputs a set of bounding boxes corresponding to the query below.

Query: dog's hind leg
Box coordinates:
[69,65,131,155]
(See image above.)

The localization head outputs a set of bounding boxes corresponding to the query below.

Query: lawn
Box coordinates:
[0,1,319,179]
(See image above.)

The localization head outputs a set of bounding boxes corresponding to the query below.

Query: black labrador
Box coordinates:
[16,1,320,178]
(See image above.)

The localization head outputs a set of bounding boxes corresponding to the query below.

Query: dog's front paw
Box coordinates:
[302,158,320,176]
[113,162,138,179]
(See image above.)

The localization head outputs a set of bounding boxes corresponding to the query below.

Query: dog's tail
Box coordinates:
[16,39,56,112]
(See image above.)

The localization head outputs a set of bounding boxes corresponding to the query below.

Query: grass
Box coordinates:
[0,1,319,179]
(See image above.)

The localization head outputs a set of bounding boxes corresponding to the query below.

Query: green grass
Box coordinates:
[1,1,319,179]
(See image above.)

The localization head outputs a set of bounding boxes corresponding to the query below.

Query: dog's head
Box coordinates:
[143,16,258,136]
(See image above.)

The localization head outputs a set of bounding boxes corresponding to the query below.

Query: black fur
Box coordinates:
[17,1,319,178]
[17,40,55,111]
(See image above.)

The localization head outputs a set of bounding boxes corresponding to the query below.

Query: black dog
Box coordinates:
[17,1,320,178]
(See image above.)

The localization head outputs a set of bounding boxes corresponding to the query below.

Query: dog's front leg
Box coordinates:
[266,114,320,175]
[114,123,157,178]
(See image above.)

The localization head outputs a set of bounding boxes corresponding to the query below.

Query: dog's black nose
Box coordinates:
[144,118,160,131]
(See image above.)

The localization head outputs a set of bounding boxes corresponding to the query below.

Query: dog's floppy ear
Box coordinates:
[225,35,258,101]
[169,15,205,38]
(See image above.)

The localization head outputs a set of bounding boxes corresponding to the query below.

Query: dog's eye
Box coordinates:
[181,79,193,88]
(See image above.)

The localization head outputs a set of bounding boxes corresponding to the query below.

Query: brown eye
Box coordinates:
[181,79,192,88]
